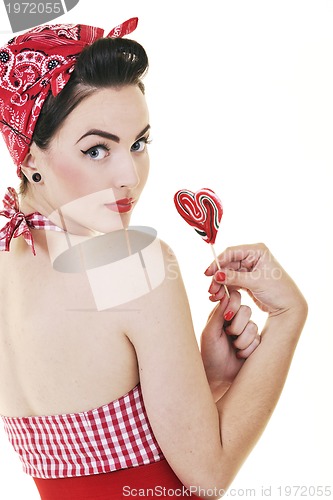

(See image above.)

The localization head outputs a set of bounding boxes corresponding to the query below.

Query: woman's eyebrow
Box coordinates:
[135,124,150,139]
[76,129,120,144]
[76,124,150,144]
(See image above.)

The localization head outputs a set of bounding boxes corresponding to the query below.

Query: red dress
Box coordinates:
[33,460,198,499]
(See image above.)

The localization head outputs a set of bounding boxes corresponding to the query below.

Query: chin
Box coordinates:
[90,211,132,234]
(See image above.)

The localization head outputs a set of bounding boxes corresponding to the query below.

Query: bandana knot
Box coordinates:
[0,187,62,255]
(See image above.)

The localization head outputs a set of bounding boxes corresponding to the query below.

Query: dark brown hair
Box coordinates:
[21,37,148,193]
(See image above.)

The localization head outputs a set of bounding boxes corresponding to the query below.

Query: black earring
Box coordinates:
[32,172,42,183]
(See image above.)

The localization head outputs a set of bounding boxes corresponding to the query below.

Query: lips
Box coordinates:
[105,198,135,213]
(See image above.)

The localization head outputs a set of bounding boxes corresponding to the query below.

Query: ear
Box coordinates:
[20,145,39,181]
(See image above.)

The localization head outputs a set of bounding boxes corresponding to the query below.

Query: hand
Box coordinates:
[201,291,260,401]
[205,243,307,316]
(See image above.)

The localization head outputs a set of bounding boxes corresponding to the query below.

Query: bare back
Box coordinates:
[0,227,143,417]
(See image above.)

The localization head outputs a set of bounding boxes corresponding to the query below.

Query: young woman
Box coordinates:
[0,19,307,499]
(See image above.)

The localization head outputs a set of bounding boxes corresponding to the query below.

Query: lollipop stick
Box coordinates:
[210,244,230,299]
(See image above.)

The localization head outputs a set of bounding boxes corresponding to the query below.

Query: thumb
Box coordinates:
[204,295,229,332]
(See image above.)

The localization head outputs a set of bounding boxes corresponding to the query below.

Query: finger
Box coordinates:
[209,283,227,302]
[232,320,258,350]
[204,243,267,276]
[209,275,234,302]
[202,299,229,346]
[208,279,221,295]
[217,244,265,270]
[225,290,241,321]
[205,259,240,277]
[204,294,229,327]
[218,290,241,320]
[213,267,262,292]
[236,333,261,359]
[225,305,252,336]
[205,302,221,323]
[205,289,241,330]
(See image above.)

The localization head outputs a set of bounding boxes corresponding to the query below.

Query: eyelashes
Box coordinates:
[80,143,110,160]
[131,136,152,152]
[80,136,152,161]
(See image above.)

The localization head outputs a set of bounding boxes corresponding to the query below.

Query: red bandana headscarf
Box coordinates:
[0,17,138,176]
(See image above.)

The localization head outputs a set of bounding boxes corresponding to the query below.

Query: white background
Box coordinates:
[0,1,332,498]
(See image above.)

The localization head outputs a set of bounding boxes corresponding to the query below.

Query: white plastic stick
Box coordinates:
[211,244,230,298]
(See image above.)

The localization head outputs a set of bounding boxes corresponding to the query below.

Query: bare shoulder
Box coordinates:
[125,236,192,344]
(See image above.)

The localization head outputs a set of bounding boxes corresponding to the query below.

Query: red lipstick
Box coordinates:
[105,198,135,213]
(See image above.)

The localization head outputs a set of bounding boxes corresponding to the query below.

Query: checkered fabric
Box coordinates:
[1,384,164,479]
[0,187,62,254]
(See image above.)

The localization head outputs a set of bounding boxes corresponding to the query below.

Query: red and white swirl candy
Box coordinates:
[173,188,223,245]
[174,187,229,298]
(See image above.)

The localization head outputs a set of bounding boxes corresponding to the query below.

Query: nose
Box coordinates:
[113,152,140,189]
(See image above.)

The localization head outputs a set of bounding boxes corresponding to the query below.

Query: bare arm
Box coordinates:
[216,310,305,466]
[126,242,307,497]
[205,243,307,472]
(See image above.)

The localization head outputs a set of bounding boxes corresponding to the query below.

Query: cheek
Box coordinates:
[139,156,150,187]
[49,158,95,200]
[52,158,80,182]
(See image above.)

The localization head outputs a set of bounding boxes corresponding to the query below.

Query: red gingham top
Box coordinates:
[0,187,62,255]
[1,384,164,479]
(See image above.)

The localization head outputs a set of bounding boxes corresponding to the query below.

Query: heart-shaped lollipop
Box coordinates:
[174,188,222,245]
[174,188,229,298]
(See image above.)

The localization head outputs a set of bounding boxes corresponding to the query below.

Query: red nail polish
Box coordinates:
[224,310,234,321]
[216,271,226,282]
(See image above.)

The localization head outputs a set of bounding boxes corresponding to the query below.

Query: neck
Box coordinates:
[19,187,47,216]
[19,189,102,239]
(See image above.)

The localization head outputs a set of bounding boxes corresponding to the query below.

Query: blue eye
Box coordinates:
[81,144,109,160]
[131,137,150,152]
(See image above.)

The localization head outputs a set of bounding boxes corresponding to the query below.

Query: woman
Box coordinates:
[0,19,307,499]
